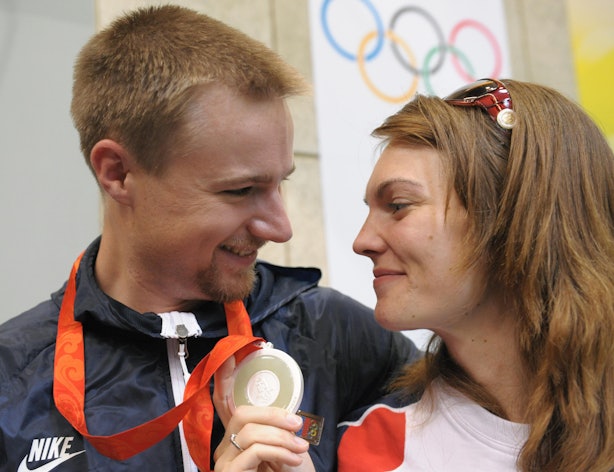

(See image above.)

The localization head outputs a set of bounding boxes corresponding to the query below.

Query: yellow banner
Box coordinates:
[567,0,614,148]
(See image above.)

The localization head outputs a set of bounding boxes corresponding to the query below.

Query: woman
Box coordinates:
[341,79,614,471]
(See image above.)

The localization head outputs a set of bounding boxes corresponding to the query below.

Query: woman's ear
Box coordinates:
[90,139,135,205]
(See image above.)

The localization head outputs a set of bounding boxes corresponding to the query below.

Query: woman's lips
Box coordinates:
[372,268,405,289]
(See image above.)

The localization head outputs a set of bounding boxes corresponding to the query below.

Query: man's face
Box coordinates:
[128,86,295,306]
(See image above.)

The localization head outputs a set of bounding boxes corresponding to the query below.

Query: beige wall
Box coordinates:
[95,0,578,285]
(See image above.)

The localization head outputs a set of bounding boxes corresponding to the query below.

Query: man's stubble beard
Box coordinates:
[196,262,257,303]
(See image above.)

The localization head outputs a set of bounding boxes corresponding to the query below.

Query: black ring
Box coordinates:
[389,6,447,76]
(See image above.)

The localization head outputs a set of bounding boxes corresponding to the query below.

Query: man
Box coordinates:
[0,6,418,471]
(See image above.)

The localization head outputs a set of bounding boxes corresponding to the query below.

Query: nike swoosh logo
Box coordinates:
[17,451,85,472]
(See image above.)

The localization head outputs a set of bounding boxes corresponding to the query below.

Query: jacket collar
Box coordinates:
[51,237,321,338]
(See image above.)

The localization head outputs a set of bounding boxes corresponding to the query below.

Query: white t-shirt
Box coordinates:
[337,382,529,471]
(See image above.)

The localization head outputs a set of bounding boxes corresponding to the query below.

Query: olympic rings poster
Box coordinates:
[308,0,511,347]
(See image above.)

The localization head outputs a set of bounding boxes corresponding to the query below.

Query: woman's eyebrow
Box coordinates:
[363,178,424,205]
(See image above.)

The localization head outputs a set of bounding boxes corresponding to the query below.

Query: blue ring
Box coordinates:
[321,0,384,61]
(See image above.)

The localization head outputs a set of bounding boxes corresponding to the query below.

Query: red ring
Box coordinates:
[448,19,502,82]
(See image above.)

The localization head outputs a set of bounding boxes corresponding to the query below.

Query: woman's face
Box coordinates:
[353,145,490,335]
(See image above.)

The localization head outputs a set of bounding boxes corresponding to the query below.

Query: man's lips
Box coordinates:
[221,245,259,257]
[220,245,261,266]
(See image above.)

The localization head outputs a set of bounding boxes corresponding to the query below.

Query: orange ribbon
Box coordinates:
[53,252,262,470]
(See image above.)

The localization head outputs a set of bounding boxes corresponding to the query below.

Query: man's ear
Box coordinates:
[90,139,135,205]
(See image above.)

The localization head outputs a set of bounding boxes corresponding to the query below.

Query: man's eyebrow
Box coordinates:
[216,164,296,186]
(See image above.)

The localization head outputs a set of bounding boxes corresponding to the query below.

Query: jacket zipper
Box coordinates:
[166,333,198,472]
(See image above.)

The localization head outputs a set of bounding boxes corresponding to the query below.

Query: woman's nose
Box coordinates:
[353,214,384,257]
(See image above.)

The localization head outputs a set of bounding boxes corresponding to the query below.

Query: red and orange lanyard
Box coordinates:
[53,252,262,470]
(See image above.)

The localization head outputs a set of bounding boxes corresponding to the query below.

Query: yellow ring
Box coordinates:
[357,30,419,104]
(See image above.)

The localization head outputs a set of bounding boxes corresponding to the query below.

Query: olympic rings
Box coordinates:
[319,0,506,100]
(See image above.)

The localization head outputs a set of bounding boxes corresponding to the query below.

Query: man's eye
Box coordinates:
[388,203,409,214]
[224,187,253,196]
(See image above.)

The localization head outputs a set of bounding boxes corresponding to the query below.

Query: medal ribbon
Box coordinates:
[53,252,262,470]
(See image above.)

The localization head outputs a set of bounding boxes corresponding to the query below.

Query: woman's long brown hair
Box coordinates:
[374,80,614,471]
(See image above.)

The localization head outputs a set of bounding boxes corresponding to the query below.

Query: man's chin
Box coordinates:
[199,266,257,303]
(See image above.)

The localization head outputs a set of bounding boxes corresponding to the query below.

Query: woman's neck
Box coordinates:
[438,310,530,423]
